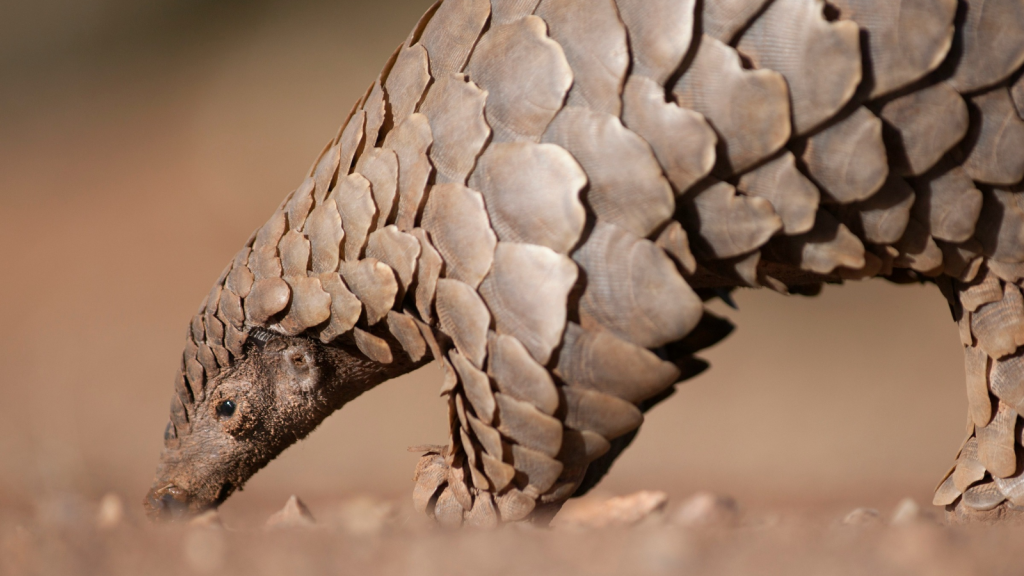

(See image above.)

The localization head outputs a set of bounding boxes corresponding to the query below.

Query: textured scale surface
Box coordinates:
[161,0,1024,524]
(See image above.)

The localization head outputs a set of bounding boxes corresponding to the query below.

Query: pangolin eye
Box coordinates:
[216,400,237,419]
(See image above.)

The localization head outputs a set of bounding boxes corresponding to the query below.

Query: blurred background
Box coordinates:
[0,0,967,524]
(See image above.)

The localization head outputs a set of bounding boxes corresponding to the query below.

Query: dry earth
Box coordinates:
[0,0,1015,573]
[4,490,1024,576]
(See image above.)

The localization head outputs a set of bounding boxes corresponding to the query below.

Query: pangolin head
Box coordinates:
[144,325,376,520]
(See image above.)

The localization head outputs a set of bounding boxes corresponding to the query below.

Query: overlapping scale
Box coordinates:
[573,221,703,349]
[673,34,790,177]
[465,16,573,143]
[736,0,861,136]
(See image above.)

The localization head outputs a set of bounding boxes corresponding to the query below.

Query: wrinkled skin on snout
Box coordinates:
[145,333,424,520]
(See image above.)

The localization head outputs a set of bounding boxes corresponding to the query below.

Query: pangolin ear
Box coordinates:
[264,336,321,393]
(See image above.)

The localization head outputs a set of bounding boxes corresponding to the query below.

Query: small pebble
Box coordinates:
[335,496,397,536]
[554,490,668,529]
[95,493,124,529]
[188,509,223,529]
[842,507,881,525]
[673,492,739,528]
[890,497,937,525]
[266,495,316,529]
[183,527,226,574]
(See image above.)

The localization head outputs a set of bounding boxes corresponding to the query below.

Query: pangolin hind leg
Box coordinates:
[937,261,1024,522]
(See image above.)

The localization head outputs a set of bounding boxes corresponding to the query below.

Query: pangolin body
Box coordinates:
[149,0,1024,524]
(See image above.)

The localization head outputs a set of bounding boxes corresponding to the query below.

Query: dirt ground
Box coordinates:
[0,0,1014,573]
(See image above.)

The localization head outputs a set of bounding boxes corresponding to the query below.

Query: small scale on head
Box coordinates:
[145,327,418,521]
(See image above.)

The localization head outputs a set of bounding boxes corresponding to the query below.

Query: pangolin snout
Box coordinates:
[143,484,192,521]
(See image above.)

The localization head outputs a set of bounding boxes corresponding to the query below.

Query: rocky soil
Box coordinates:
[4,491,1022,576]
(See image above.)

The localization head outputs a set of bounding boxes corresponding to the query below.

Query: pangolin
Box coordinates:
[144,0,1024,525]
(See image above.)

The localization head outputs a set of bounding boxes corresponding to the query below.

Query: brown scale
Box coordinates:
[510,443,563,495]
[904,229,947,277]
[964,344,992,426]
[364,226,421,299]
[543,106,675,238]
[384,45,431,129]
[464,16,572,143]
[681,179,782,260]
[478,243,577,365]
[562,387,644,442]
[614,0,695,86]
[909,161,983,244]
[952,437,986,492]
[382,114,433,231]
[337,259,398,326]
[354,148,400,227]
[353,327,392,364]
[963,481,1008,511]
[335,174,376,262]
[305,199,344,275]
[976,400,1018,478]
[451,349,495,423]
[421,183,496,288]
[994,448,1024,505]
[763,208,866,275]
[491,0,538,23]
[310,142,340,205]
[946,0,1024,94]
[736,152,820,236]
[468,142,586,254]
[971,282,1024,359]
[828,0,957,99]
[939,240,984,282]
[702,0,772,45]
[621,75,717,196]
[735,0,862,136]
[467,411,503,458]
[963,87,1024,186]
[418,0,489,77]
[535,0,627,116]
[795,107,889,204]
[990,353,1024,431]
[673,34,791,177]
[976,188,1024,263]
[874,83,969,177]
[418,73,490,185]
[410,228,442,324]
[832,174,915,245]
[435,278,490,369]
[317,273,361,343]
[988,260,1024,283]
[655,221,698,275]
[335,110,365,179]
[362,81,387,149]
[487,332,559,415]
[573,221,703,349]
[492,392,563,458]
[555,323,681,405]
